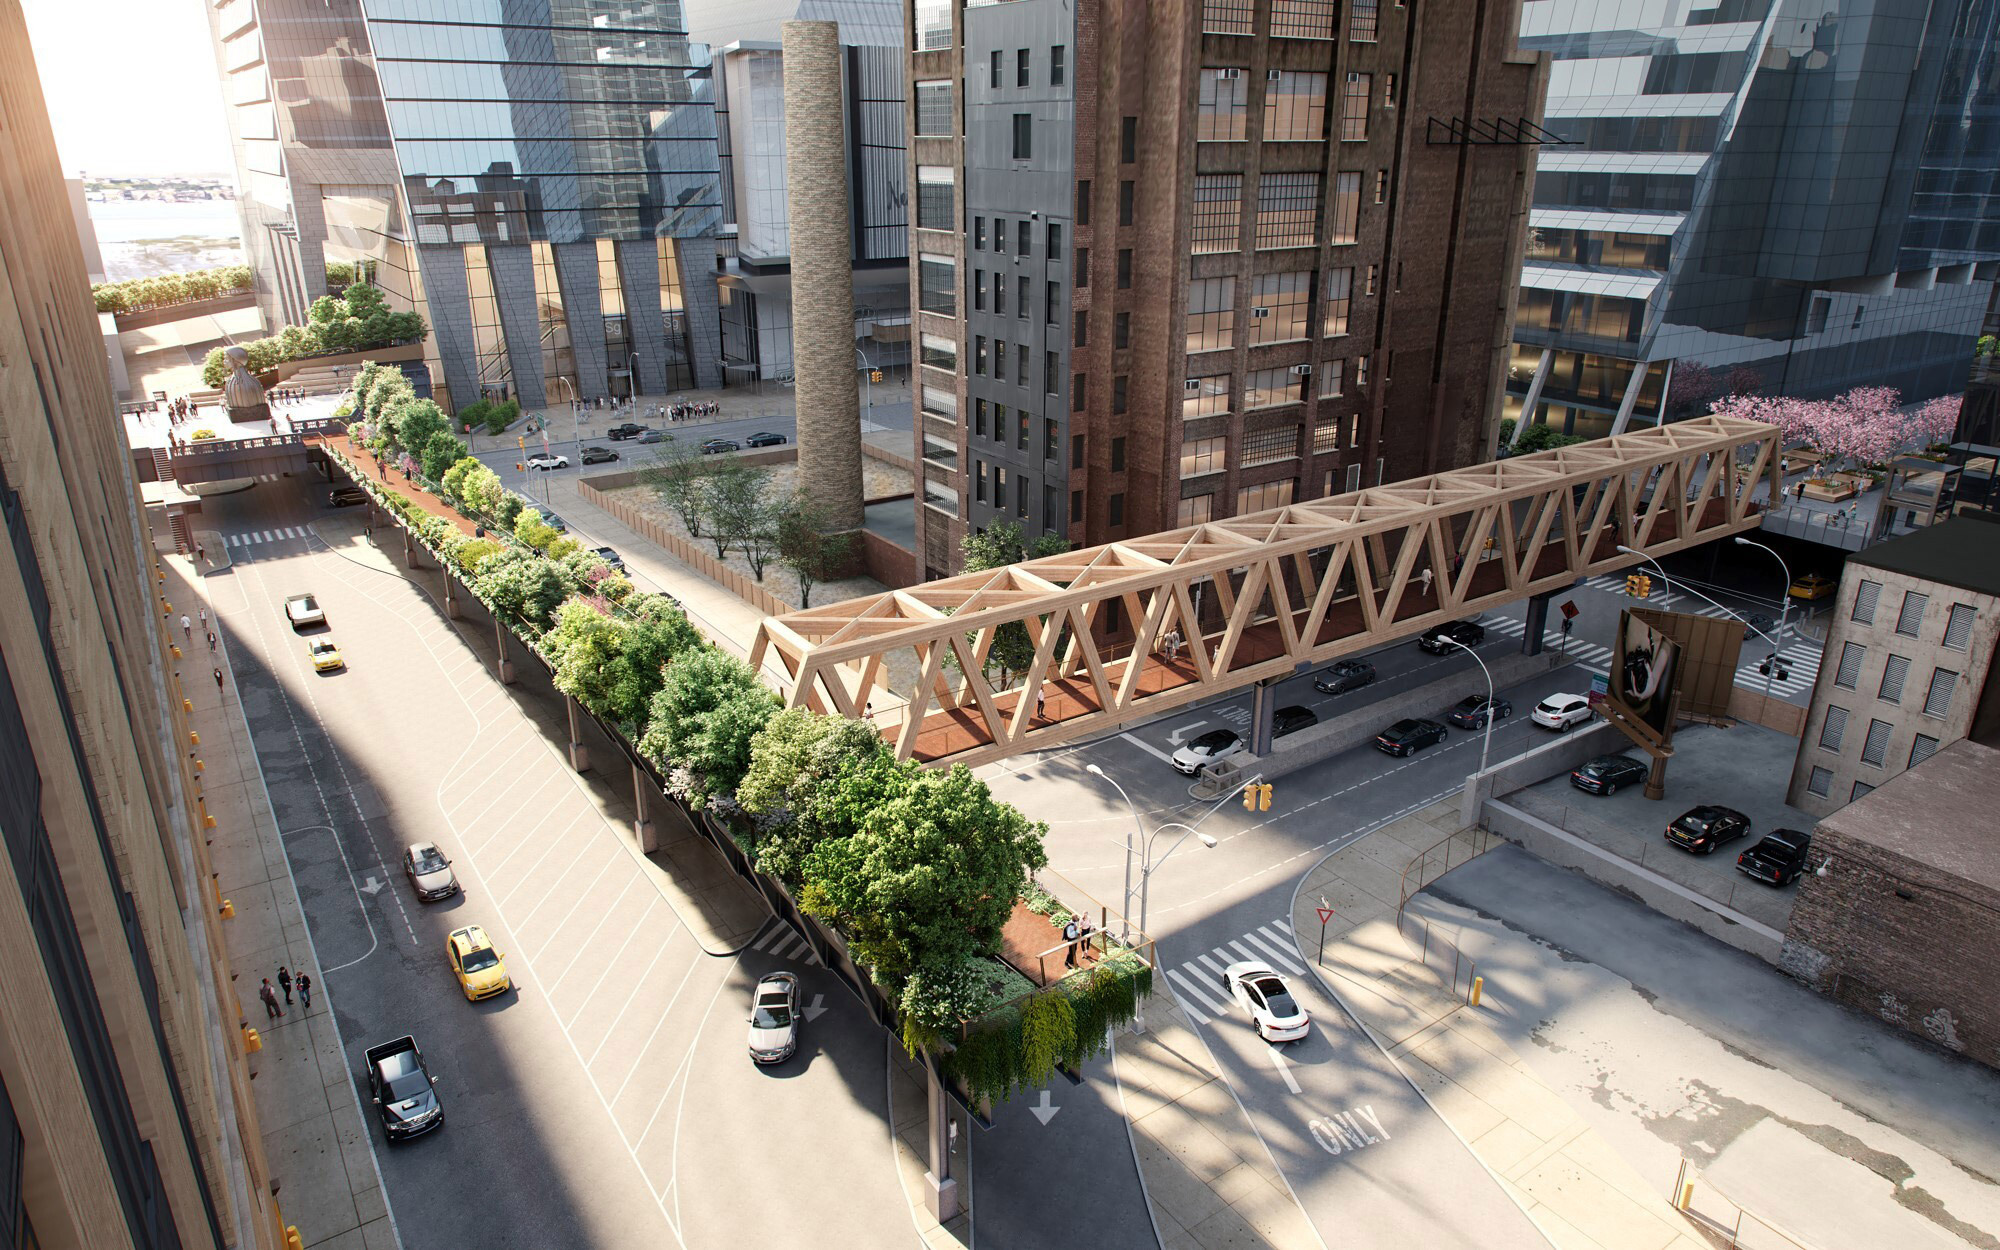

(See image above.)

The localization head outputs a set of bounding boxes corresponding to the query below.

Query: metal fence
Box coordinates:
[1393,825,1493,1003]
[1668,1159,1823,1250]
[1758,503,1876,551]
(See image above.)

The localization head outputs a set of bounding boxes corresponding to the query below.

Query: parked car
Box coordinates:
[1375,717,1448,757]
[1569,754,1648,795]
[525,452,568,471]
[747,971,801,1064]
[307,638,344,672]
[1737,829,1812,886]
[329,484,369,507]
[284,593,325,628]
[636,428,669,444]
[1172,728,1243,776]
[1740,612,1777,641]
[745,431,788,448]
[1417,621,1485,654]
[1531,692,1592,731]
[1664,804,1751,855]
[700,438,740,455]
[1788,573,1835,601]
[1273,705,1318,739]
[579,445,619,465]
[534,509,569,534]
[365,1036,442,1141]
[445,925,510,1001]
[1447,694,1512,729]
[1222,962,1311,1042]
[403,843,459,901]
[1313,659,1376,695]
[592,546,626,572]
[606,422,647,440]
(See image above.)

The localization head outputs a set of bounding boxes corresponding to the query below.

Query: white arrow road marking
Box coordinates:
[359,874,385,896]
[1270,1046,1302,1095]
[1118,732,1178,765]
[1029,1089,1060,1125]
[1167,721,1206,746]
[802,994,827,1022]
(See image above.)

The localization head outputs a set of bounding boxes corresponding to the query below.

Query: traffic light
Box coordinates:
[1241,782,1273,811]
[1624,573,1652,597]
[870,370,884,383]
[517,435,526,449]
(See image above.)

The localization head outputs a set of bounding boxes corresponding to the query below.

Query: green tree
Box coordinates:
[397,400,450,460]
[514,507,559,552]
[458,464,505,519]
[605,594,703,725]
[739,708,898,882]
[955,522,1070,687]
[543,599,628,722]
[440,455,482,503]
[422,430,467,483]
[472,548,576,633]
[639,649,781,804]
[704,462,777,577]
[643,438,712,537]
[775,491,855,607]
[1512,422,1587,454]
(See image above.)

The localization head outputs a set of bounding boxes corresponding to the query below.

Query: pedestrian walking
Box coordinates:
[1076,919,1094,962]
[259,978,282,1020]
[213,666,224,692]
[198,607,207,631]
[296,972,312,1009]
[1062,917,1081,968]
[207,630,217,653]
[195,541,207,565]
[277,966,293,1004]
[1418,568,1434,598]
[1035,691,1046,721]
[180,613,192,640]
[1793,479,1806,503]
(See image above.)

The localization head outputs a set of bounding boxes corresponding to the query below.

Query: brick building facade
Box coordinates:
[907,0,1547,578]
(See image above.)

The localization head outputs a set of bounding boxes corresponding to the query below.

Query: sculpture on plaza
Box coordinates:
[221,344,270,426]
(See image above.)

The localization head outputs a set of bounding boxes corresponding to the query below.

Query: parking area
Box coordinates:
[1501,720,1818,931]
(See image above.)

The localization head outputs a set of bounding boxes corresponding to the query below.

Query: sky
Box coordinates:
[22,0,234,178]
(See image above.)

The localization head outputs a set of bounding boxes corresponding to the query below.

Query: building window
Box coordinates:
[1242,426,1300,466]
[1859,719,1892,768]
[1323,267,1352,336]
[1076,246,1088,286]
[1192,175,1243,253]
[1923,668,1958,719]
[1341,73,1373,141]
[994,275,1007,316]
[921,383,957,418]
[975,460,987,502]
[1122,116,1138,163]
[1271,0,1337,38]
[1355,354,1370,387]
[1895,590,1929,637]
[1313,419,1341,454]
[1076,181,1090,225]
[921,333,957,371]
[1115,311,1131,348]
[1365,263,1378,295]
[915,2,952,50]
[1047,222,1062,257]
[1818,705,1848,751]
[1181,436,1227,477]
[994,216,1007,253]
[1046,281,1060,323]
[995,340,1007,379]
[1186,277,1236,354]
[1910,734,1940,768]
[1238,478,1297,512]
[974,272,986,312]
[1012,114,1033,159]
[1201,0,1254,34]
[1249,271,1313,344]
[1374,170,1388,203]
[1180,494,1215,524]
[974,398,987,436]
[994,466,1008,510]
[1018,220,1032,255]
[1073,373,1086,409]
[1071,488,1084,522]
[1045,351,1058,392]
[992,403,1007,439]
[1119,180,1136,226]
[1074,308,1088,346]
[990,49,1003,88]
[1943,603,1975,650]
[1264,71,1327,142]
[1109,493,1125,526]
[1018,275,1030,319]
[915,80,955,135]
[1851,781,1874,803]
[973,336,988,375]
[1052,45,1066,85]
[1072,433,1085,468]
[1330,172,1361,244]
[1045,418,1059,460]
[974,217,986,249]
[1017,410,1030,448]
[1017,48,1030,87]
[1851,579,1881,623]
[916,166,954,231]
[1111,435,1127,471]
[1256,172,1320,249]
[1319,357,1345,397]
[1197,70,1249,142]
[918,254,955,315]
[1113,375,1128,412]
[1806,295,1831,333]
[1807,765,1832,797]
[1350,0,1379,40]
[1117,248,1133,288]
[1833,641,1864,689]
[1017,342,1029,385]
[1346,462,1362,491]
[1245,366,1304,409]
[1878,654,1910,704]
[1384,73,1398,106]
[1184,374,1231,419]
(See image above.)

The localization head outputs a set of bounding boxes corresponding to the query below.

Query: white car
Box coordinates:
[1171,728,1244,776]
[747,971,800,1064]
[1222,961,1310,1042]
[525,453,569,471]
[283,593,325,628]
[1531,692,1592,731]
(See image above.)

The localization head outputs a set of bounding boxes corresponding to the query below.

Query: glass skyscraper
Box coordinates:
[1507,0,2000,442]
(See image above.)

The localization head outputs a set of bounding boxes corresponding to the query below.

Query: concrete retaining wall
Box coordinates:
[1457,720,1621,829]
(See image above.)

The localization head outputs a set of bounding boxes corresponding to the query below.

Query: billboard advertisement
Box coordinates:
[1610,610,1681,741]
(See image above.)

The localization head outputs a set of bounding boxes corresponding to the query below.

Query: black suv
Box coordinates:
[1737,829,1811,885]
[1446,694,1512,729]
[1418,621,1486,654]
[1664,804,1751,855]
[1375,718,1448,757]
[1313,659,1376,695]
[745,431,788,448]
[329,484,369,507]
[1569,754,1647,795]
[1272,705,1318,739]
[606,422,647,440]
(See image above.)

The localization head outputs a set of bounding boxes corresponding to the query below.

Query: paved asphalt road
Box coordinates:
[201,478,920,1249]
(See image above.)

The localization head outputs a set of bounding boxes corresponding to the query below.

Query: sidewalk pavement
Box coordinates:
[161,549,397,1250]
[1291,801,1710,1250]
[1114,993,1323,1250]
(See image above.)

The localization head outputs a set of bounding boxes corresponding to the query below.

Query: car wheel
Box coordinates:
[1558,717,1572,732]
[1603,783,1617,796]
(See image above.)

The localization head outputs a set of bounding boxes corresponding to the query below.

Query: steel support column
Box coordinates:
[1521,589,1558,656]
[565,694,590,773]
[1249,678,1278,756]
[632,764,658,852]
[924,1061,960,1222]
[495,617,515,685]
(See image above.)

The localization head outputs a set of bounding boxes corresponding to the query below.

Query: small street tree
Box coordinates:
[643,438,712,538]
[421,430,467,483]
[640,649,781,804]
[738,707,899,880]
[700,461,772,569]
[955,522,1069,687]
[775,491,854,606]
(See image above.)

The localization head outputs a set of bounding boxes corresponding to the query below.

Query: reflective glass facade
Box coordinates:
[1509,0,2000,442]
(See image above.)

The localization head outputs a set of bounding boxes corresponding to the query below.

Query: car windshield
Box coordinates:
[1387,720,1419,736]
[1680,815,1711,833]
[1193,731,1235,752]
[1454,697,1483,711]
[460,947,499,972]
[384,1071,429,1102]
[413,850,447,874]
[1762,836,1800,854]
[296,597,316,611]
[311,641,334,654]
[752,999,792,1029]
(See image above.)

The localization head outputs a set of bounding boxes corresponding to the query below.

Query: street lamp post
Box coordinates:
[1438,635,1497,780]
[1733,536,1793,698]
[1614,544,1784,656]
[856,345,875,422]
[1085,764,1139,943]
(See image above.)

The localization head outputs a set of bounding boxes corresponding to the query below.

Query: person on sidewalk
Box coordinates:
[296,972,312,1010]
[278,966,293,1005]
[195,542,207,566]
[259,978,283,1020]
[1062,917,1081,968]
[197,606,207,631]
[213,666,224,692]
[207,630,217,653]
[180,613,192,640]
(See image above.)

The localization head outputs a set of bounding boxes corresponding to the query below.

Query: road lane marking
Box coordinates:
[544,877,642,987]
[1164,968,1229,1022]
[1119,732,1178,765]
[1307,1106,1389,1155]
[1271,1047,1302,1095]
[1240,929,1306,975]
[513,847,621,930]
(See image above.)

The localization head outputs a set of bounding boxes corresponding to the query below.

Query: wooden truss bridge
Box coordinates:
[749,415,1782,769]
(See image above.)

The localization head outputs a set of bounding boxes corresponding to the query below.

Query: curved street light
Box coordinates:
[1437,635,1498,780]
[1733,536,1794,698]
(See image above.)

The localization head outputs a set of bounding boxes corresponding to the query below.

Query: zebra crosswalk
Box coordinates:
[746,919,823,967]
[1478,614,1615,675]
[224,525,312,548]
[1160,919,1304,1025]
[1528,581,1826,697]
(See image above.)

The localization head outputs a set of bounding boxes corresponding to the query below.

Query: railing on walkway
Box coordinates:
[1393,825,1493,1003]
[1668,1159,1823,1250]
[1759,502,1876,551]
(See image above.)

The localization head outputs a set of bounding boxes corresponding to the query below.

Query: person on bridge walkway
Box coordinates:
[1063,918,1081,968]
[278,966,293,1005]
[259,979,283,1020]
[1418,568,1434,597]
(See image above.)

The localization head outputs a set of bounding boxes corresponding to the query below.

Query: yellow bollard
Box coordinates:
[1469,975,1484,1007]
[242,1025,262,1053]
[193,758,204,773]
[204,813,218,829]
[183,697,193,714]
[284,1228,303,1250]
[219,899,234,918]
[171,644,183,659]
[1676,1181,1695,1211]
[189,730,200,746]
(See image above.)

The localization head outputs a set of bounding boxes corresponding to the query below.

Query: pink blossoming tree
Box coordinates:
[1711,386,1964,474]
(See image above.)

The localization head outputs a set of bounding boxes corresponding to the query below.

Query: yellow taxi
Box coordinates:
[307,638,345,671]
[1788,573,1836,601]
[446,925,509,1001]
